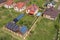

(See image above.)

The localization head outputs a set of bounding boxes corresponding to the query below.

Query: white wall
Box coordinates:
[4,4,13,8]
[14,6,26,12]
[34,9,38,15]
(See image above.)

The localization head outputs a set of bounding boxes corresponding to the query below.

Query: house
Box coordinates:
[0,0,6,7]
[43,7,59,20]
[44,1,56,8]
[26,4,39,15]
[14,2,26,12]
[4,0,14,8]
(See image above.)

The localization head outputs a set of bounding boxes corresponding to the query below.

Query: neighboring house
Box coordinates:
[14,2,26,12]
[0,0,6,7]
[26,4,39,15]
[4,0,14,8]
[43,7,59,20]
[44,1,56,8]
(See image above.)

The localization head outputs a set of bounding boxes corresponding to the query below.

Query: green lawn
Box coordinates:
[27,17,57,40]
[0,0,60,40]
[17,14,36,29]
[0,29,18,40]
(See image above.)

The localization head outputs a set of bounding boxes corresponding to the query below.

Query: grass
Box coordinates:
[0,29,18,40]
[17,14,36,29]
[27,18,57,40]
[27,0,45,7]
[0,0,60,40]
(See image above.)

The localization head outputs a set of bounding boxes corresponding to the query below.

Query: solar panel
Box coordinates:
[6,22,12,29]
[5,22,11,28]
[8,22,14,30]
[19,26,28,34]
[5,22,19,32]
[10,23,16,30]
[16,14,24,20]
[13,14,24,23]
[13,25,19,32]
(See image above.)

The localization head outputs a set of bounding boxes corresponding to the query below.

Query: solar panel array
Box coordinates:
[19,26,28,34]
[5,22,19,32]
[13,14,24,23]
[5,22,28,35]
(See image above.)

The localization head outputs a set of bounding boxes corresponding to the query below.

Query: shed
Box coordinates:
[19,26,28,34]
[36,12,42,17]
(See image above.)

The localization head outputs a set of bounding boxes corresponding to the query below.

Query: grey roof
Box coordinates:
[0,0,6,4]
[43,7,59,18]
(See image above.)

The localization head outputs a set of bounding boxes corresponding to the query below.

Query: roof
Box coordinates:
[5,0,13,6]
[15,2,25,9]
[27,4,38,14]
[5,22,19,32]
[36,12,42,16]
[13,14,24,23]
[19,26,28,34]
[0,0,6,4]
[43,7,59,18]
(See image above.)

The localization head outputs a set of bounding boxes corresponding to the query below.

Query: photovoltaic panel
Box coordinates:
[6,22,12,29]
[10,23,16,30]
[5,22,11,28]
[13,25,19,32]
[19,26,28,34]
[5,22,19,32]
[8,22,13,30]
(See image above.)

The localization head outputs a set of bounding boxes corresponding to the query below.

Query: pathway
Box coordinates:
[23,16,42,40]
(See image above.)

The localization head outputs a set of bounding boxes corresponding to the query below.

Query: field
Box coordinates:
[0,0,60,40]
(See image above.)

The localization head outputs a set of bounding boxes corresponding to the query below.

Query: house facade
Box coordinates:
[14,2,26,12]
[4,0,14,8]
[43,7,58,20]
[26,4,39,15]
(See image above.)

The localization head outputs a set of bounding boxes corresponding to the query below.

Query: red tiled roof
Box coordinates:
[15,2,25,9]
[5,0,13,6]
[29,11,34,15]
[27,4,38,14]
